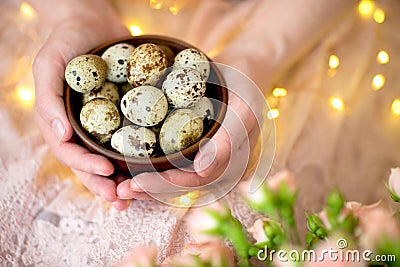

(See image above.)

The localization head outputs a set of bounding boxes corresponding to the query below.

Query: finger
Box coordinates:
[129,192,152,201]
[33,38,75,142]
[37,114,114,176]
[194,93,258,178]
[112,199,131,211]
[130,167,216,194]
[117,179,139,199]
[72,169,118,203]
[194,128,231,178]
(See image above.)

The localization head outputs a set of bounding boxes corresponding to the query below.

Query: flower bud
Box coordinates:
[248,218,284,248]
[388,167,400,202]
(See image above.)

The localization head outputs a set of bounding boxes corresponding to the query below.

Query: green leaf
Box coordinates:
[326,189,345,216]
[385,182,400,202]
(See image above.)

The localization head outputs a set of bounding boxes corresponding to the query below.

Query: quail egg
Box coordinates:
[82,81,120,105]
[111,125,157,157]
[80,98,121,144]
[121,85,168,127]
[160,109,203,155]
[173,48,210,81]
[101,43,135,83]
[127,43,168,87]
[162,67,206,108]
[65,54,107,93]
[190,97,214,120]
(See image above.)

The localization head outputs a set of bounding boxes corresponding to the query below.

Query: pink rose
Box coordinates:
[388,167,400,200]
[346,201,400,250]
[239,169,296,205]
[247,218,271,244]
[266,169,296,193]
[186,201,230,243]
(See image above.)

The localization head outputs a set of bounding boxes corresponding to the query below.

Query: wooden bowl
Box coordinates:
[64,35,228,177]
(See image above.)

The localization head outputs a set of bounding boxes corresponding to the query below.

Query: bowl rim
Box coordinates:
[65,34,228,167]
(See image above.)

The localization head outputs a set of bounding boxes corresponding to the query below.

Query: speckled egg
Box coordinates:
[173,48,210,81]
[160,109,203,155]
[127,43,168,87]
[121,85,168,127]
[65,54,107,93]
[82,81,120,105]
[190,97,214,120]
[80,98,121,144]
[101,43,135,83]
[162,67,206,108]
[111,125,157,157]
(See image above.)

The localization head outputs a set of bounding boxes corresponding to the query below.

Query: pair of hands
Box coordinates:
[33,1,260,210]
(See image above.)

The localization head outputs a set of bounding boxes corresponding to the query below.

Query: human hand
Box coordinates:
[31,0,131,210]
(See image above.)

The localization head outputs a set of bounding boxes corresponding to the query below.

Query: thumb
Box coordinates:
[33,39,75,142]
[194,93,257,178]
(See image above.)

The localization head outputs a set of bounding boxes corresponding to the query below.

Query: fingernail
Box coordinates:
[130,180,141,191]
[95,168,110,176]
[51,118,65,141]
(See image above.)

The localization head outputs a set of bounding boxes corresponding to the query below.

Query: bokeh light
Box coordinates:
[371,74,385,91]
[129,25,143,36]
[328,54,340,69]
[392,99,400,116]
[373,8,385,23]
[149,0,163,10]
[272,87,287,97]
[16,86,34,102]
[20,2,36,19]
[169,6,180,15]
[377,50,389,64]
[267,108,280,119]
[358,0,376,17]
[329,96,344,111]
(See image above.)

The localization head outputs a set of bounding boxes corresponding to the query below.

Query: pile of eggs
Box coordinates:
[65,42,215,158]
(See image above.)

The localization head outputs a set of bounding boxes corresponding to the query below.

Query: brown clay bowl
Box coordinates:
[64,35,228,177]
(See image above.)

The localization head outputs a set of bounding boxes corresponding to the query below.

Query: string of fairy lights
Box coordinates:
[267,0,399,119]
[16,0,400,120]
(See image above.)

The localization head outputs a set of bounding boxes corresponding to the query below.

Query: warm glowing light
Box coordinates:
[149,0,163,9]
[373,8,385,23]
[329,96,344,111]
[129,25,143,36]
[177,191,199,206]
[17,87,34,102]
[328,54,340,69]
[372,74,385,90]
[20,2,36,19]
[392,99,400,116]
[169,6,180,15]
[358,0,375,17]
[272,87,287,97]
[267,109,280,119]
[377,50,389,64]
